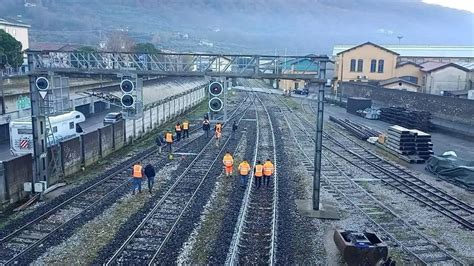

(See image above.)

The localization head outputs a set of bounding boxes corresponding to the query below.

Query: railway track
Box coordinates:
[226,91,278,265]
[106,99,253,265]
[300,99,474,230]
[0,94,249,265]
[268,94,466,264]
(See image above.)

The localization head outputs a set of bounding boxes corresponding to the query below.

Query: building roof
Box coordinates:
[29,42,85,52]
[379,77,420,87]
[336,42,399,56]
[420,62,469,72]
[333,43,474,58]
[455,62,474,71]
[396,61,422,68]
[0,18,30,28]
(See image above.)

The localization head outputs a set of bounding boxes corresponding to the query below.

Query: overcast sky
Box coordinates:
[422,0,474,13]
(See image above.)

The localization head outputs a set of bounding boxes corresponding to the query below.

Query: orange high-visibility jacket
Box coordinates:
[133,164,143,178]
[223,154,233,167]
[215,123,222,132]
[165,132,173,143]
[263,161,274,176]
[175,125,182,132]
[254,164,263,177]
[238,161,251,175]
[182,121,189,130]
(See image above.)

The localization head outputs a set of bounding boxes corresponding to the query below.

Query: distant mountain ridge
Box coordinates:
[1,0,472,54]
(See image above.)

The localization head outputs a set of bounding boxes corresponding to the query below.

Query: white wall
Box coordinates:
[425,67,468,95]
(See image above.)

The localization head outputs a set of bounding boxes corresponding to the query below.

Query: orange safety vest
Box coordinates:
[263,161,274,176]
[133,164,143,178]
[165,132,173,143]
[255,164,263,177]
[216,124,222,132]
[223,154,233,167]
[175,125,182,132]
[182,121,189,130]
[238,162,250,175]
[215,131,222,139]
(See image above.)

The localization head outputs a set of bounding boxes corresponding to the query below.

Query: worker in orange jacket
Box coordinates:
[175,122,182,141]
[238,159,251,188]
[263,159,275,187]
[254,160,264,189]
[131,161,144,195]
[182,120,190,139]
[223,152,234,177]
[165,130,174,152]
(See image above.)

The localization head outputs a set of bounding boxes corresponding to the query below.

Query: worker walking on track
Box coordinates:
[238,159,251,188]
[182,120,190,139]
[144,163,156,194]
[131,161,144,195]
[202,118,210,138]
[165,130,174,152]
[155,133,163,153]
[215,122,223,147]
[254,160,263,189]
[175,122,182,141]
[263,159,275,188]
[223,152,234,177]
[231,121,238,140]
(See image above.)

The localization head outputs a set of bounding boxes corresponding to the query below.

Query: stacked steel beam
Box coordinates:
[380,107,432,132]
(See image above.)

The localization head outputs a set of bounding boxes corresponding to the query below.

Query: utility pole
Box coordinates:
[313,85,324,210]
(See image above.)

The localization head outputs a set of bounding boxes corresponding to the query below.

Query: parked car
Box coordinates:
[294,88,309,95]
[103,112,123,125]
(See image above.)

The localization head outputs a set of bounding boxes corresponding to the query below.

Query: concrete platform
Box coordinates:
[295,199,340,219]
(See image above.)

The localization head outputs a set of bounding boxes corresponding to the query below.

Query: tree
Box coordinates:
[133,43,161,54]
[0,29,23,69]
[103,31,135,52]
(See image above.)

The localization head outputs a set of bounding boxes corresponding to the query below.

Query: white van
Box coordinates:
[9,111,86,156]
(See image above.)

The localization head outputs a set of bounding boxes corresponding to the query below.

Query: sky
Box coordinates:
[422,0,474,13]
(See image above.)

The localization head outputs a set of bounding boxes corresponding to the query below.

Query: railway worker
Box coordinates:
[215,128,222,147]
[238,159,251,188]
[165,130,174,152]
[263,159,275,188]
[175,122,182,141]
[144,163,156,193]
[231,121,238,140]
[155,133,163,153]
[182,120,190,139]
[215,122,223,134]
[222,152,234,177]
[131,161,144,195]
[254,160,264,189]
[202,118,211,138]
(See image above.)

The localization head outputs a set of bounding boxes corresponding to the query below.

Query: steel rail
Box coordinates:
[0,94,249,265]
[106,97,252,265]
[272,95,464,265]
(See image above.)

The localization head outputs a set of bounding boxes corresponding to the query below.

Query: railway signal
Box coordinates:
[35,77,50,99]
[121,94,135,108]
[120,79,135,94]
[209,97,223,112]
[209,81,223,96]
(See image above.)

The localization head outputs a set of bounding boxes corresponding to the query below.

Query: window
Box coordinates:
[350,59,356,72]
[52,126,58,133]
[378,60,384,73]
[69,122,75,129]
[357,59,363,72]
[18,128,33,134]
[370,60,377,72]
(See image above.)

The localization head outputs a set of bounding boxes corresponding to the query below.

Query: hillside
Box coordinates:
[1,0,472,54]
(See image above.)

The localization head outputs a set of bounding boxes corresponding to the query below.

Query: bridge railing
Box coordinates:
[27,51,329,81]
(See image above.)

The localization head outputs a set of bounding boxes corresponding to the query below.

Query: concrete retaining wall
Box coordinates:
[82,131,100,166]
[341,82,474,124]
[99,125,114,157]
[60,136,82,176]
[113,120,125,150]
[125,119,134,142]
[1,154,33,204]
